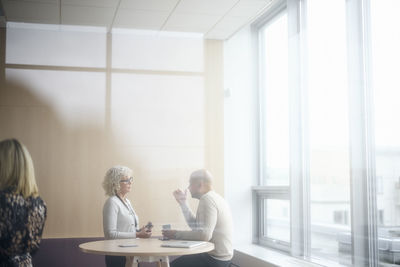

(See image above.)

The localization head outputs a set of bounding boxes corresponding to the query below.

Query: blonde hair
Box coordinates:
[102,165,132,196]
[0,139,39,198]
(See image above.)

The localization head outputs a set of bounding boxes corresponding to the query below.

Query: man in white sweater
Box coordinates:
[162,169,233,267]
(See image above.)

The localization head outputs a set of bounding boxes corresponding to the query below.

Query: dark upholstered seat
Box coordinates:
[32,237,106,267]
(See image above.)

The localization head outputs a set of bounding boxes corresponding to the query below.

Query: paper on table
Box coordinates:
[118,244,138,247]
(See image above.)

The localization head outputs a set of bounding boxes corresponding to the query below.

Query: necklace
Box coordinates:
[117,195,138,227]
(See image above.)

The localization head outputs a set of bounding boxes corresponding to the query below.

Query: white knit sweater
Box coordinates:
[175,191,234,261]
[103,196,139,240]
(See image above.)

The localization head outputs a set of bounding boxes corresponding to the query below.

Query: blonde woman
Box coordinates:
[0,139,47,267]
[102,165,152,267]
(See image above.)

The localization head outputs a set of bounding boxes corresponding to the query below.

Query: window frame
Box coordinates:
[252,0,379,265]
[255,0,288,189]
[252,0,293,253]
[253,186,291,252]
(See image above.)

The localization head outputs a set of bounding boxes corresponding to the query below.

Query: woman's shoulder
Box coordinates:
[0,189,10,207]
[28,195,47,209]
[0,187,15,197]
[104,195,120,206]
[0,189,24,207]
[27,195,47,221]
[103,196,123,214]
[0,191,47,221]
[0,191,46,207]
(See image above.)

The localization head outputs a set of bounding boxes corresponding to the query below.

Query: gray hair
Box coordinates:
[102,165,132,196]
[190,169,213,187]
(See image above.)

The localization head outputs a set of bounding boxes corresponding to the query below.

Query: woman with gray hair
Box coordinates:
[102,165,152,267]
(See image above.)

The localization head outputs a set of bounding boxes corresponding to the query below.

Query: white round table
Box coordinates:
[79,238,215,267]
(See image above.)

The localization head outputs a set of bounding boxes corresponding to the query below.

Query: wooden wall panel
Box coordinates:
[0,29,224,238]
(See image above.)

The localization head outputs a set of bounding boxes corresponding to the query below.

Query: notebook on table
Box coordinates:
[160,241,207,248]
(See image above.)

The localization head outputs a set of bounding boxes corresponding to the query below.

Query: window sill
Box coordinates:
[232,244,331,267]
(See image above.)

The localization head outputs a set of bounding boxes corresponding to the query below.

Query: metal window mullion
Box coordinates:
[288,0,309,258]
[299,0,311,259]
[346,0,378,266]
[257,27,267,187]
[361,0,378,264]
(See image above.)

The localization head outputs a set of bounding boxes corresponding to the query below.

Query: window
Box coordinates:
[370,0,400,265]
[254,186,290,251]
[378,210,384,226]
[333,210,349,225]
[254,2,290,252]
[259,9,289,187]
[264,199,290,242]
[253,0,400,266]
[307,0,351,264]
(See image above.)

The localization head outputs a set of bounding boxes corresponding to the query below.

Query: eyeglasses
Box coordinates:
[120,177,133,184]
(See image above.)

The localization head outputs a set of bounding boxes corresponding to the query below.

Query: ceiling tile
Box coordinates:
[4,0,58,3]
[163,13,221,33]
[210,16,249,32]
[2,0,59,24]
[1,0,274,39]
[61,0,119,8]
[119,0,179,11]
[174,0,238,15]
[206,16,249,40]
[228,0,270,17]
[113,9,169,30]
[61,5,115,26]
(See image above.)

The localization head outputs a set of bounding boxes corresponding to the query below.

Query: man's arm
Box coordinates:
[175,197,217,241]
[179,202,197,228]
[173,189,197,228]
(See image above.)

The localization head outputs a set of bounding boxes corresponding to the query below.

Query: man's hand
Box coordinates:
[173,189,187,205]
[162,229,177,239]
[136,226,152,238]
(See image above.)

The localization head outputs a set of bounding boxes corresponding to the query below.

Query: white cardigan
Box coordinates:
[103,196,139,239]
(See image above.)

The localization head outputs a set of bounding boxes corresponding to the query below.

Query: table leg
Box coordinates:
[158,256,170,267]
[156,261,170,267]
[126,256,169,267]
[125,256,139,267]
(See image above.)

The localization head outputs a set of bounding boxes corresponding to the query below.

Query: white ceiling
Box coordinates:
[0,0,272,40]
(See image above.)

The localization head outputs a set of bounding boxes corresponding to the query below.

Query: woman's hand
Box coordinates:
[136,226,152,238]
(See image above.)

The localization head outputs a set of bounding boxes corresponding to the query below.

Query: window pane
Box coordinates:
[307,0,352,265]
[6,22,106,68]
[370,0,400,265]
[111,73,204,147]
[5,68,106,127]
[112,29,204,72]
[261,12,289,186]
[263,199,290,243]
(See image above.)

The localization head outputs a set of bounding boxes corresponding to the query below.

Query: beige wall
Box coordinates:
[0,26,224,238]
[204,40,224,195]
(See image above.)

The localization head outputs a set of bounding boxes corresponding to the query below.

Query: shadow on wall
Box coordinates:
[0,78,120,238]
[0,80,186,267]
[0,77,194,239]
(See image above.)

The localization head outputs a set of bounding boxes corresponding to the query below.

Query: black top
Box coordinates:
[0,189,47,267]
